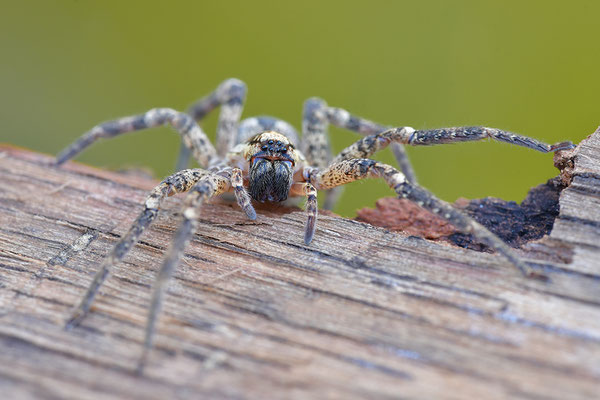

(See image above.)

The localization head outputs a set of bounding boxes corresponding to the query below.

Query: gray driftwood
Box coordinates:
[0,129,599,400]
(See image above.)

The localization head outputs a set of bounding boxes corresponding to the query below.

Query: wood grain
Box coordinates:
[0,130,599,400]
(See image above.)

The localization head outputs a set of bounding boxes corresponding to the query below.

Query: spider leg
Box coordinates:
[176,78,247,170]
[65,168,213,329]
[303,183,318,244]
[301,98,417,210]
[324,105,416,184]
[137,173,231,374]
[333,127,414,163]
[230,167,257,220]
[302,98,341,211]
[407,126,575,152]
[333,126,574,164]
[302,98,331,169]
[56,108,217,168]
[312,159,535,277]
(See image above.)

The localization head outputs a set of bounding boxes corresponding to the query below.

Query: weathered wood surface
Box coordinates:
[0,130,599,400]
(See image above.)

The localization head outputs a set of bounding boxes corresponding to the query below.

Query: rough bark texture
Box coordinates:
[0,129,599,400]
[357,177,565,250]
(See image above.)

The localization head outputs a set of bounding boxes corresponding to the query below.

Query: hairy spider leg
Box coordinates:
[56,108,217,168]
[406,126,575,152]
[302,98,331,169]
[333,126,575,163]
[65,168,214,329]
[301,97,340,212]
[323,104,417,185]
[177,78,247,170]
[230,167,257,220]
[312,159,534,277]
[302,98,417,210]
[302,183,318,244]
[332,127,415,163]
[302,98,341,211]
[137,173,231,374]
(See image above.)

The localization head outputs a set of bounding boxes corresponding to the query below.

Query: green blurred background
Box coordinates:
[2,1,598,216]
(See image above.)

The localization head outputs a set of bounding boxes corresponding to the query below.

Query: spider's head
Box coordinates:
[244,131,298,202]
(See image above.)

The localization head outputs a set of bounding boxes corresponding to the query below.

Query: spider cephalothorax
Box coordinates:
[243,131,299,202]
[55,78,574,373]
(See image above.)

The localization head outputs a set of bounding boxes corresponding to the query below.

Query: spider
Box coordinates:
[55,78,574,373]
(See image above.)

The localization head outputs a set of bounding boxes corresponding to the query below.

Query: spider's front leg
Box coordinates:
[290,182,318,244]
[304,183,318,244]
[65,168,214,328]
[311,159,536,277]
[65,166,255,331]
[137,168,255,373]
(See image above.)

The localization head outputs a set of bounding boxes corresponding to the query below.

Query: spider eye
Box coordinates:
[261,145,268,151]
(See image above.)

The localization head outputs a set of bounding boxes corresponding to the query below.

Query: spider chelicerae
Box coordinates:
[56,78,574,373]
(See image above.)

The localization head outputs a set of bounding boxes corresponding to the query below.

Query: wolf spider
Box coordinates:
[55,78,573,373]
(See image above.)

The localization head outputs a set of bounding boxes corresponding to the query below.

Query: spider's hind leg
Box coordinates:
[176,78,247,170]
